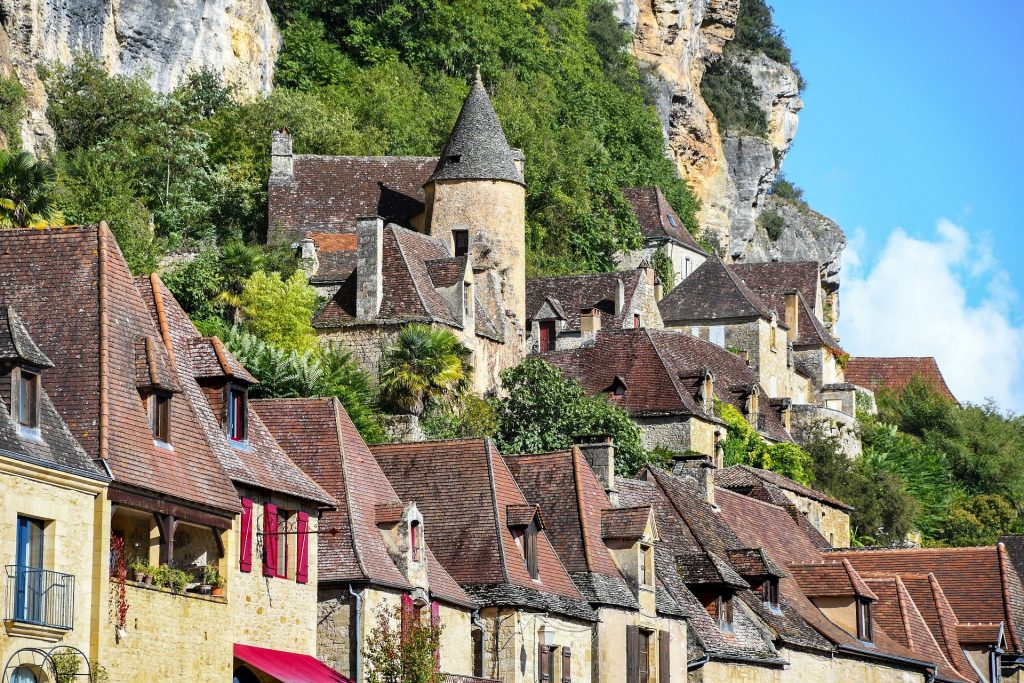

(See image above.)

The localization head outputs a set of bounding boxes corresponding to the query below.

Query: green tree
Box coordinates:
[238,270,319,352]
[651,246,676,291]
[0,150,63,228]
[363,604,443,683]
[717,402,814,485]
[420,394,498,440]
[940,494,1018,547]
[379,324,471,416]
[492,357,657,474]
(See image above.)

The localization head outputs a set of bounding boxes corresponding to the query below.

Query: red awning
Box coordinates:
[234,643,353,683]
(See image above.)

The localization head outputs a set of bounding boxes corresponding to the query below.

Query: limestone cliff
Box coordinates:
[0,0,280,150]
[618,0,843,295]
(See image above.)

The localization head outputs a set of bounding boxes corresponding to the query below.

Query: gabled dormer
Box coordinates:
[601,506,659,613]
[726,548,788,613]
[507,504,544,580]
[376,501,429,586]
[135,334,180,447]
[189,336,257,447]
[695,368,715,413]
[0,306,54,440]
[676,549,750,633]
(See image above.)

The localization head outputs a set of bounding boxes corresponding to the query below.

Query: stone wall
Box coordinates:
[592,607,687,683]
[618,241,708,293]
[476,607,594,683]
[790,404,861,461]
[779,487,851,549]
[637,415,719,457]
[0,456,107,671]
[696,647,925,683]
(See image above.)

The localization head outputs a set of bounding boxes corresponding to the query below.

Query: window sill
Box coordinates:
[4,619,69,642]
[17,425,42,443]
[153,439,174,451]
[126,580,227,604]
[228,439,252,452]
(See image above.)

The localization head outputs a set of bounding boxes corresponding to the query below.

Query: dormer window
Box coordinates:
[856,598,872,642]
[745,389,760,426]
[610,376,627,397]
[14,367,39,430]
[763,578,780,609]
[147,392,171,444]
[639,544,653,587]
[463,282,473,320]
[524,523,539,579]
[453,229,469,257]
[717,594,734,631]
[410,519,422,563]
[227,385,248,443]
[633,313,641,329]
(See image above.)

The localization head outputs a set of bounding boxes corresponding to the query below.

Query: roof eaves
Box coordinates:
[333,397,370,581]
[484,438,510,583]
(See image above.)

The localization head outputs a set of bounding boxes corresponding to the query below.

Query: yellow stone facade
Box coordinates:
[476,607,594,683]
[697,648,927,683]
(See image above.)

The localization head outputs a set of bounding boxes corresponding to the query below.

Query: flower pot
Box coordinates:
[143,574,153,585]
[198,584,212,596]
[211,586,225,597]
[134,572,145,583]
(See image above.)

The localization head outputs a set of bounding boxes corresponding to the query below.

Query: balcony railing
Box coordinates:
[4,565,75,630]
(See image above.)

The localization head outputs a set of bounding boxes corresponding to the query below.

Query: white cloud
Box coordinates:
[837,219,1024,413]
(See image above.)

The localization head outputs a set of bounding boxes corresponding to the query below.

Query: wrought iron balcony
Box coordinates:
[4,565,75,630]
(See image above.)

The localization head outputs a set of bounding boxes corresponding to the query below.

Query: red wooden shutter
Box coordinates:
[240,498,253,573]
[431,601,441,672]
[626,625,639,683]
[263,503,278,577]
[538,641,548,683]
[401,594,415,640]
[295,511,309,584]
[561,647,571,683]
[659,630,670,683]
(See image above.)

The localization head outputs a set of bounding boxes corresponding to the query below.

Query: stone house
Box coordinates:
[371,438,598,683]
[542,328,792,458]
[0,307,111,680]
[503,443,688,682]
[844,356,959,405]
[256,397,479,682]
[0,225,343,682]
[716,464,853,548]
[525,263,663,353]
[268,72,527,395]
[658,255,812,403]
[616,186,708,289]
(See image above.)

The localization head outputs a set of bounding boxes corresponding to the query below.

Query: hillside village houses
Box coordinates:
[0,71,1022,683]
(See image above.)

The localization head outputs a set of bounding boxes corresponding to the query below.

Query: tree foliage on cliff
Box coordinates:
[716,401,814,485]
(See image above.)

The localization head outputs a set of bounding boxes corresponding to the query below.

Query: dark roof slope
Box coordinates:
[621,186,706,254]
[658,255,774,324]
[0,226,239,515]
[268,156,435,241]
[504,449,639,609]
[718,465,853,511]
[526,268,645,332]
[730,261,820,314]
[844,357,958,404]
[372,438,595,621]
[256,398,472,608]
[137,277,333,508]
[0,306,53,368]
[427,73,524,186]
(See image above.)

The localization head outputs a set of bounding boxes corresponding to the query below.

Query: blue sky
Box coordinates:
[770,1,1024,411]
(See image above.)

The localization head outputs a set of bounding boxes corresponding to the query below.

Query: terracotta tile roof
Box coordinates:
[134,335,179,392]
[893,573,977,681]
[0,226,240,516]
[830,545,1024,654]
[844,357,958,404]
[600,506,652,542]
[718,464,854,511]
[308,233,357,252]
[268,156,435,244]
[788,559,878,600]
[526,268,645,332]
[658,255,775,324]
[426,256,468,289]
[955,622,1003,644]
[372,439,594,620]
[255,398,473,608]
[543,329,791,442]
[505,503,542,529]
[137,277,334,507]
[504,449,639,609]
[0,306,53,367]
[187,337,257,385]
[621,186,706,254]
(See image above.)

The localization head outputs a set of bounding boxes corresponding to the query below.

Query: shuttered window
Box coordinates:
[626,625,639,683]
[658,631,670,683]
[295,511,309,584]
[263,504,278,577]
[239,498,253,572]
[537,643,553,682]
[539,321,556,352]
[638,630,651,683]
[560,647,571,683]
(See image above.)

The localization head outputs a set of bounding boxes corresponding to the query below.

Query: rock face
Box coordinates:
[619,0,842,289]
[0,0,280,150]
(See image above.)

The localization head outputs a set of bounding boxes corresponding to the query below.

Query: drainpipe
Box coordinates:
[349,585,364,683]
[687,653,710,672]
[471,609,486,675]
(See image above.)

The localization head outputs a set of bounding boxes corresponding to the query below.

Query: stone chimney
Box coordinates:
[785,292,799,341]
[511,147,525,177]
[271,128,293,179]
[297,236,319,278]
[576,435,617,505]
[580,308,602,343]
[356,216,384,321]
[671,453,717,506]
[614,277,625,316]
[654,278,664,302]
[638,260,655,287]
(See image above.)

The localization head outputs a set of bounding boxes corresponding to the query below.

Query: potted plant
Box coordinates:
[196,564,218,596]
[128,558,148,583]
[211,573,225,598]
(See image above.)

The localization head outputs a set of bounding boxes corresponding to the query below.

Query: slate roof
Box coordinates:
[601,506,653,542]
[268,156,435,243]
[313,225,503,341]
[844,357,958,404]
[1001,534,1024,586]
[255,398,473,609]
[134,334,179,393]
[504,448,640,610]
[371,438,595,621]
[658,255,775,325]
[137,276,334,508]
[427,72,524,186]
[0,226,240,516]
[526,267,647,332]
[543,329,791,442]
[0,306,53,368]
[717,464,854,511]
[739,284,839,351]
[621,186,706,254]
[830,546,1024,654]
[730,261,821,316]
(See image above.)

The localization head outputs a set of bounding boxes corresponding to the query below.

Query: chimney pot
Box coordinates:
[271,129,293,179]
[356,216,385,320]
[575,435,617,504]
[670,452,717,506]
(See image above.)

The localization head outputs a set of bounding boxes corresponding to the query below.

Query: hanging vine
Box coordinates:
[109,535,128,636]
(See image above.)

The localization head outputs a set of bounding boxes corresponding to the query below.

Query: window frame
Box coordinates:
[524,522,539,580]
[856,598,873,642]
[410,519,422,563]
[539,321,557,353]
[638,629,652,683]
[639,544,653,587]
[633,313,641,329]
[717,593,734,631]
[276,508,290,579]
[453,229,469,257]
[147,392,172,444]
[13,366,40,431]
[226,384,248,443]
[763,578,780,609]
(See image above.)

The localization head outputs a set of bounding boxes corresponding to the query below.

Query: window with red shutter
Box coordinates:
[263,504,278,577]
[239,498,253,573]
[539,321,556,352]
[296,511,309,584]
[400,594,415,641]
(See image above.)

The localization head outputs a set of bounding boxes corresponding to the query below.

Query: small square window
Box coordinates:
[763,579,779,608]
[453,230,469,257]
[16,369,39,430]
[148,393,171,443]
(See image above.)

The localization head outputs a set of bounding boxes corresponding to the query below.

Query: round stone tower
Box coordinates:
[423,69,527,341]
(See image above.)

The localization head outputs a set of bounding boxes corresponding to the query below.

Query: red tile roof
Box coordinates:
[371,439,595,620]
[717,464,853,511]
[788,559,879,600]
[621,186,706,254]
[844,357,958,404]
[0,226,240,516]
[601,506,653,542]
[255,398,473,609]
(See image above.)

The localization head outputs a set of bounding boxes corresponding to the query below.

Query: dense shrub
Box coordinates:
[717,402,814,485]
[700,57,767,137]
[759,209,784,241]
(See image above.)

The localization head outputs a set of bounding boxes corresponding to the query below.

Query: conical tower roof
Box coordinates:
[427,68,525,186]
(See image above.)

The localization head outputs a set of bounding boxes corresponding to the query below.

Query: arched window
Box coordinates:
[11,666,38,683]
[410,519,422,563]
